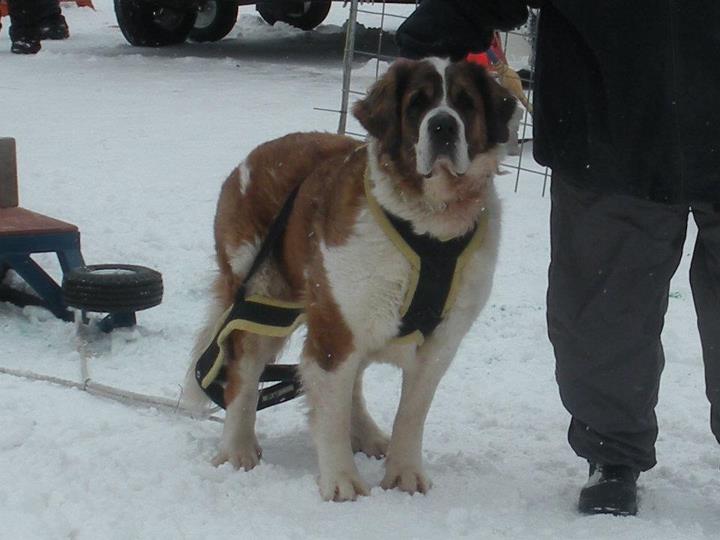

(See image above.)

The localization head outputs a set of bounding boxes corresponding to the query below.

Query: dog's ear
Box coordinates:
[472,64,518,145]
[353,59,415,143]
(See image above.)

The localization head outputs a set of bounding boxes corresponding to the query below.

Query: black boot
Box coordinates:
[11,38,41,54]
[578,463,639,516]
[38,14,69,40]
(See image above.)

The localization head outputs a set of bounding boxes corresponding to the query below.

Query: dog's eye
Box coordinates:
[408,90,430,111]
[454,90,475,111]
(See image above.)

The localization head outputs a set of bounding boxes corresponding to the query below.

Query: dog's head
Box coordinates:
[354,58,516,238]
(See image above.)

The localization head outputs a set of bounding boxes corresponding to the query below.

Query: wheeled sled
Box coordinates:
[0,138,163,332]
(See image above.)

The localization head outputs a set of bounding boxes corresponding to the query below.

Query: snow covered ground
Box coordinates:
[1,3,718,539]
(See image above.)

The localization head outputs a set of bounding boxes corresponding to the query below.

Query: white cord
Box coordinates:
[0,314,223,424]
[0,364,224,424]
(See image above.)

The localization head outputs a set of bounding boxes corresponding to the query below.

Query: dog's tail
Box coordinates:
[181,293,227,417]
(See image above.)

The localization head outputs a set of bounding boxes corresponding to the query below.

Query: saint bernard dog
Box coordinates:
[184,57,516,501]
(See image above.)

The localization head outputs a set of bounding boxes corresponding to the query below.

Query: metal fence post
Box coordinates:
[338,0,359,135]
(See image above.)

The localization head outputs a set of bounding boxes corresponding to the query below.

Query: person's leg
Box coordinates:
[7,0,41,54]
[548,176,689,470]
[689,205,720,442]
[37,0,69,41]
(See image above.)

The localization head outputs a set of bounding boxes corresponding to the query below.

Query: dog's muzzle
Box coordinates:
[416,108,470,177]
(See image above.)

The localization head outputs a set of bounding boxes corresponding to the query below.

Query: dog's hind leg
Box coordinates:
[380,349,455,495]
[350,366,389,459]
[212,332,284,471]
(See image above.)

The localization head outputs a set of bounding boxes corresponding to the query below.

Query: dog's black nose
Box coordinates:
[428,113,457,138]
[428,112,458,142]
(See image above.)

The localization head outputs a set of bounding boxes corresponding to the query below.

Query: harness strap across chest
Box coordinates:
[194,172,487,410]
[363,172,488,346]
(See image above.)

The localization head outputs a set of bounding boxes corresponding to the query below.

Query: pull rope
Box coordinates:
[0,313,224,424]
[0,364,224,424]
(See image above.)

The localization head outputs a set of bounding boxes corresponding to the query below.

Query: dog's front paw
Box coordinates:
[381,463,432,495]
[211,442,262,471]
[318,471,370,502]
[351,428,390,459]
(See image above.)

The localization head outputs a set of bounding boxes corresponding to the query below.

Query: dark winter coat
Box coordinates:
[397,1,720,204]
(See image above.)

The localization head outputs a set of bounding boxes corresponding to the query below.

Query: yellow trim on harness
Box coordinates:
[199,297,306,390]
[200,304,233,389]
[363,171,421,318]
[442,214,488,316]
[244,295,304,309]
[220,314,307,339]
[392,329,426,347]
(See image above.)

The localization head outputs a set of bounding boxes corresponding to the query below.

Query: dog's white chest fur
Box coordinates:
[320,186,500,357]
[321,208,411,352]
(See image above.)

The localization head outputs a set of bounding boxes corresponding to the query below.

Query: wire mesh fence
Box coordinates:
[334,0,550,195]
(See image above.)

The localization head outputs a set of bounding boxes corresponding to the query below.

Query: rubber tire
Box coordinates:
[256,0,331,31]
[114,0,197,47]
[189,0,238,42]
[62,264,163,313]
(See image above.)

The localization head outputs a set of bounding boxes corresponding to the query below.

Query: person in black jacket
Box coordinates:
[397,0,720,516]
[2,0,69,54]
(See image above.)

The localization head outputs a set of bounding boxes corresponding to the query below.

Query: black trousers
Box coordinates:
[547,176,720,471]
[6,0,62,41]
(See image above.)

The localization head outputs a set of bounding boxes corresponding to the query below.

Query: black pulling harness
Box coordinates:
[194,173,487,411]
[194,185,304,411]
[387,211,480,341]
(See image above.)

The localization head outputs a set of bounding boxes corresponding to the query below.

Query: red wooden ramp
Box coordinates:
[0,137,84,321]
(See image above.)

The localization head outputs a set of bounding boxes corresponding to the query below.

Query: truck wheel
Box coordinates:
[190,0,239,42]
[62,264,163,313]
[256,0,331,31]
[114,0,197,46]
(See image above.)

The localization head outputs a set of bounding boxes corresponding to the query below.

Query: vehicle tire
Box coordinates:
[114,0,197,47]
[189,0,238,42]
[256,0,331,31]
[62,264,163,313]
